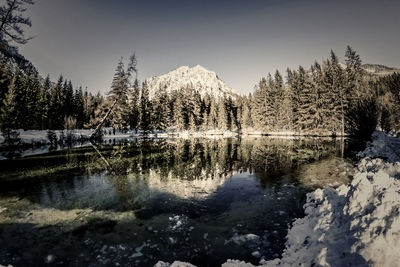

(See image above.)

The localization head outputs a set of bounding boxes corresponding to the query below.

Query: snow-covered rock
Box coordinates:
[145,65,238,100]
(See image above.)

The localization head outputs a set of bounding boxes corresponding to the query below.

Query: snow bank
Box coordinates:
[0,129,92,145]
[0,129,134,145]
[157,131,400,267]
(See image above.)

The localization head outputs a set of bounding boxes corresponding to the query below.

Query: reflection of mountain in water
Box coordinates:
[144,167,236,199]
[90,137,354,200]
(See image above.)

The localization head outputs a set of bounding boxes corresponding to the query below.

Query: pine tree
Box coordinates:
[18,65,31,129]
[91,54,137,138]
[280,85,293,131]
[374,73,400,131]
[38,75,50,129]
[64,80,74,117]
[128,78,140,131]
[310,61,327,132]
[49,75,64,129]
[0,57,12,110]
[328,50,347,135]
[345,45,361,69]
[273,70,288,131]
[172,91,185,131]
[192,90,202,128]
[217,98,228,130]
[240,98,253,129]
[201,93,211,130]
[286,68,299,130]
[344,46,363,131]
[0,66,19,130]
[27,71,41,129]
[296,66,316,131]
[73,86,85,129]
[252,78,269,130]
[0,0,34,51]
[208,97,218,129]
[139,81,151,134]
[226,96,236,131]
[151,84,170,131]
[181,84,194,130]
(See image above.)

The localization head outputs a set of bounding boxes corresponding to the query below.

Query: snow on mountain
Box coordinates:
[361,63,400,76]
[145,65,238,100]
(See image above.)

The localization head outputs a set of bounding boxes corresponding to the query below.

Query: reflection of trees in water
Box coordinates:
[82,137,349,208]
[242,138,344,174]
[9,137,351,210]
[89,138,347,182]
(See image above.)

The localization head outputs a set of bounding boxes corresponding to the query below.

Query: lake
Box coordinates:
[0,137,362,266]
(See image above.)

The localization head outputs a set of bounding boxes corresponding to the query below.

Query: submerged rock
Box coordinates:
[129,252,143,258]
[229,233,261,246]
[154,261,196,267]
[44,254,56,264]
[168,237,178,245]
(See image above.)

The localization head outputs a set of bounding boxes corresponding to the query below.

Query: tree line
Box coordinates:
[0,58,104,130]
[93,47,399,139]
[250,47,372,137]
[1,47,400,140]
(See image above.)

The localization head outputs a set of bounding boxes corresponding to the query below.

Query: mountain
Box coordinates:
[145,65,238,100]
[361,64,400,76]
[310,63,399,79]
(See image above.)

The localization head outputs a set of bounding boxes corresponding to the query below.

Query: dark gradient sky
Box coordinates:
[19,0,400,94]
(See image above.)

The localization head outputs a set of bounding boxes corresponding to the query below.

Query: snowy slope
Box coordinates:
[157,131,400,267]
[361,64,400,76]
[145,65,238,100]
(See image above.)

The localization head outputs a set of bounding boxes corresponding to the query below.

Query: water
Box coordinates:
[0,137,362,266]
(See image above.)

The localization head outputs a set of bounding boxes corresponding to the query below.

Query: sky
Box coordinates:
[17,0,400,95]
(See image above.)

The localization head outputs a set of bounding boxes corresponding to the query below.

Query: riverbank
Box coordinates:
[157,131,400,266]
[0,128,355,160]
[0,128,359,146]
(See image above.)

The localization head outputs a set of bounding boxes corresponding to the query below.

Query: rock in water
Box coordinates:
[44,254,56,264]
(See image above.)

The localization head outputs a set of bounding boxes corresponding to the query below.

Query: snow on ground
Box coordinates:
[157,131,400,267]
[0,128,133,145]
[0,128,355,149]
[0,128,242,160]
[0,129,92,145]
[0,129,240,146]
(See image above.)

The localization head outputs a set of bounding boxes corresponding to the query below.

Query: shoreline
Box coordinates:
[0,128,356,144]
[0,128,356,160]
